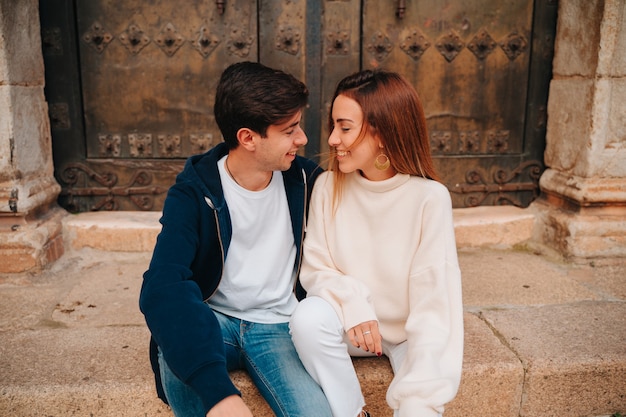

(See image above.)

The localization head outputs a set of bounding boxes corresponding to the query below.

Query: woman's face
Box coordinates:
[328,94,391,180]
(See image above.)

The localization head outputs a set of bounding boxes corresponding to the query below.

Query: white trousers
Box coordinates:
[290,296,407,417]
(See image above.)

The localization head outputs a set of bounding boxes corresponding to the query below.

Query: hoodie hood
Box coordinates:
[177,142,230,209]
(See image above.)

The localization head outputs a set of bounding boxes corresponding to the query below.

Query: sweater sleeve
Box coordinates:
[386,185,463,417]
[139,182,240,413]
[299,175,378,331]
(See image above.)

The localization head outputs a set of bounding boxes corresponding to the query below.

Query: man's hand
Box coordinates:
[206,395,253,417]
[347,320,382,356]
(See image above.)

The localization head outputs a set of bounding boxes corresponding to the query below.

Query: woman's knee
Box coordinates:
[290,296,339,342]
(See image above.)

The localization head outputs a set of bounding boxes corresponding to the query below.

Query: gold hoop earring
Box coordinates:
[374,153,390,170]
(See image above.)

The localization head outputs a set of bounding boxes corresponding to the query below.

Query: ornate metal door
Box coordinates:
[321,0,557,207]
[40,0,556,211]
[40,0,307,212]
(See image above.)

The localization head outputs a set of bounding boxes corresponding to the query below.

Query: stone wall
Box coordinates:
[0,0,65,273]
[532,0,626,259]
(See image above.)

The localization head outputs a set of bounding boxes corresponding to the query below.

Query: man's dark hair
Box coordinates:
[214,61,309,149]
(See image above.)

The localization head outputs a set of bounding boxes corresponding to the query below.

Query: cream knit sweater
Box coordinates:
[300,171,463,417]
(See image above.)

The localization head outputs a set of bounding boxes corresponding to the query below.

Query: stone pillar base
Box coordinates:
[0,205,67,273]
[531,169,626,260]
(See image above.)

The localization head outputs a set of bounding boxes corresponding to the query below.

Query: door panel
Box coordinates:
[259,0,307,83]
[77,1,258,160]
[362,0,535,207]
[42,0,261,211]
[40,0,556,211]
[322,0,556,207]
[362,0,532,156]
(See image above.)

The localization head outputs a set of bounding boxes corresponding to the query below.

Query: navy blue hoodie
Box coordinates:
[139,142,322,412]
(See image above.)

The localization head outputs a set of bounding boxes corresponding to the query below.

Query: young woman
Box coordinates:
[290,70,463,417]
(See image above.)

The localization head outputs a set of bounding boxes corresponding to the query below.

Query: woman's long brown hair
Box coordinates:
[327,69,439,209]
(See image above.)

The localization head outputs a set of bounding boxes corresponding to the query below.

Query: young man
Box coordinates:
[139,62,331,417]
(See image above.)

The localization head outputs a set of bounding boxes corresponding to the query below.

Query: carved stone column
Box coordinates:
[0,0,66,272]
[532,0,626,259]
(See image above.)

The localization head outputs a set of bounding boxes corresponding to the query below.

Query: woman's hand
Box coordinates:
[348,320,382,356]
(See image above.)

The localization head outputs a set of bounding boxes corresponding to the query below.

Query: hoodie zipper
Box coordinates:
[293,168,308,289]
[204,196,224,301]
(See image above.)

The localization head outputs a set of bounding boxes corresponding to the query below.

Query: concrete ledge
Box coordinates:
[531,198,626,259]
[0,206,66,273]
[62,206,536,253]
[5,307,622,417]
[63,211,161,252]
[237,313,526,417]
[0,315,523,417]
[481,301,626,417]
[446,314,523,417]
[453,205,535,249]
[2,224,623,417]
[0,384,170,417]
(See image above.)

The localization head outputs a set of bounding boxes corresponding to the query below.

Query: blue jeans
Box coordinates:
[158,310,332,417]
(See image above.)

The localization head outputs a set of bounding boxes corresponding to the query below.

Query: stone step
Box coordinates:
[61,206,537,253]
[1,210,625,417]
[1,304,623,417]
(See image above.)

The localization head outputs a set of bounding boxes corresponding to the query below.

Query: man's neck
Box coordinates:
[225,152,273,191]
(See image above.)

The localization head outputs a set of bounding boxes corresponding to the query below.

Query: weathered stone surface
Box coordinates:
[602,0,626,77]
[459,248,600,308]
[605,78,626,177]
[2,247,623,417]
[551,1,603,77]
[0,384,171,417]
[539,0,626,259]
[0,87,13,180]
[481,302,626,417]
[213,313,527,417]
[446,314,523,417]
[0,84,57,191]
[0,326,171,416]
[0,0,62,274]
[63,207,537,254]
[63,211,161,252]
[0,206,66,273]
[532,0,626,259]
[545,78,595,175]
[453,206,535,249]
[539,169,626,205]
[567,259,626,299]
[0,327,152,386]
[0,0,45,84]
[532,197,626,259]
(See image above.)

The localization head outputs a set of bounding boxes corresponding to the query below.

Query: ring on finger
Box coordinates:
[363,331,371,335]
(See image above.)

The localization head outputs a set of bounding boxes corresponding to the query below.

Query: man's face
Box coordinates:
[256,110,308,171]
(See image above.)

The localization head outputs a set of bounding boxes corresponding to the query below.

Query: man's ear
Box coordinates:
[236,128,257,151]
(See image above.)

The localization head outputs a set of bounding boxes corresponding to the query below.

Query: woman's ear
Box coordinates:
[373,131,384,149]
[367,126,382,148]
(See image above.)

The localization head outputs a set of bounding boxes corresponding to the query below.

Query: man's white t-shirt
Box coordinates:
[207,155,298,323]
